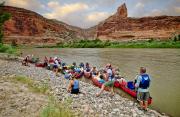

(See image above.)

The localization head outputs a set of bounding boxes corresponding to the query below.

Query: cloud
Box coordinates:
[86,12,110,22]
[83,11,111,27]
[135,2,145,9]
[131,0,180,17]
[77,0,116,7]
[47,1,60,8]
[93,0,116,6]
[129,2,146,17]
[45,2,89,19]
[174,6,180,13]
[5,0,44,11]
[146,9,163,16]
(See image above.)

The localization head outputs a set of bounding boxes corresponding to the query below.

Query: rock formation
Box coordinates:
[2,6,86,45]
[1,3,180,45]
[96,3,180,40]
[116,3,128,18]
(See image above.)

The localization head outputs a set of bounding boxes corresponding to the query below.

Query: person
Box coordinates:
[49,57,54,64]
[102,69,108,81]
[79,62,84,68]
[135,67,151,111]
[85,62,91,72]
[71,62,77,70]
[118,77,127,86]
[96,64,115,97]
[44,56,48,67]
[91,66,98,77]
[98,74,105,84]
[67,74,80,94]
[22,55,30,66]
[64,70,72,79]
[57,58,61,65]
[53,57,59,75]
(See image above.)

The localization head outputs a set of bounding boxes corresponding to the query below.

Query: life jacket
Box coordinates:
[139,74,150,89]
[73,80,79,89]
[85,67,91,72]
[74,67,81,73]
[98,79,105,84]
[107,68,114,81]
[92,70,97,75]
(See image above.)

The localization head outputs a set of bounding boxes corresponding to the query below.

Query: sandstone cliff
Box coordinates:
[1,3,180,45]
[96,3,180,40]
[2,6,86,45]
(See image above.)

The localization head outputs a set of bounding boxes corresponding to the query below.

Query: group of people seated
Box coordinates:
[65,62,126,96]
[22,55,151,111]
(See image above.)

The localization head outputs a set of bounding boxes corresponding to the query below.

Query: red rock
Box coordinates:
[116,3,128,18]
[2,3,180,45]
[2,6,84,45]
[96,3,180,40]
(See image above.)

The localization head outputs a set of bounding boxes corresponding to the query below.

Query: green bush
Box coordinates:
[36,37,180,48]
[0,44,17,54]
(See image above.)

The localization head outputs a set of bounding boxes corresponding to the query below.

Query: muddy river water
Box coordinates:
[22,48,180,117]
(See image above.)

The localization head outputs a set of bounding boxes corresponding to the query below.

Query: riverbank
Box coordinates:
[0,57,167,117]
[0,75,48,117]
[36,39,180,48]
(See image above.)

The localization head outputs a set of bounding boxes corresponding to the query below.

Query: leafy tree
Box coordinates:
[0,2,11,44]
[173,36,177,42]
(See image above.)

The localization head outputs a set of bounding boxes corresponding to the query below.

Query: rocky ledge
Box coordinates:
[0,59,167,117]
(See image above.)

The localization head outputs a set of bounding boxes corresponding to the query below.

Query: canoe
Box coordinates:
[74,72,84,79]
[35,62,45,67]
[91,78,110,91]
[114,81,152,105]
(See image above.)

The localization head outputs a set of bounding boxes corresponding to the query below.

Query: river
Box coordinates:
[22,48,180,117]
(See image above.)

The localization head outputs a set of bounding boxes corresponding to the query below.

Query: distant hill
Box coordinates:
[2,6,94,45]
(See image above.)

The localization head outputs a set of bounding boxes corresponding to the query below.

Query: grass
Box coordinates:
[12,76,75,117]
[41,96,74,117]
[13,76,49,94]
[36,37,180,48]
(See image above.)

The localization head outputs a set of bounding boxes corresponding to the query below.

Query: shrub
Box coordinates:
[41,97,74,117]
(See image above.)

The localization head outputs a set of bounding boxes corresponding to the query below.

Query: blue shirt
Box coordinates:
[99,79,105,84]
[73,80,79,89]
[135,73,151,92]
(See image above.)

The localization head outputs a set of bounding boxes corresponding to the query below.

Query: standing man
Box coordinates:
[135,67,151,111]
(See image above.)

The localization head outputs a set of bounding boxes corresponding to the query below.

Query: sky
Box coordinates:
[2,0,180,28]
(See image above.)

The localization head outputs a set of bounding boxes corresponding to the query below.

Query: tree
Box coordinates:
[0,2,11,44]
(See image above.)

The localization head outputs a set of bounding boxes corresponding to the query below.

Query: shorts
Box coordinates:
[71,89,79,94]
[137,92,150,101]
[104,81,114,87]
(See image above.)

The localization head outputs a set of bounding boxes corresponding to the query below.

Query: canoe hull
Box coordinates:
[114,81,152,105]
